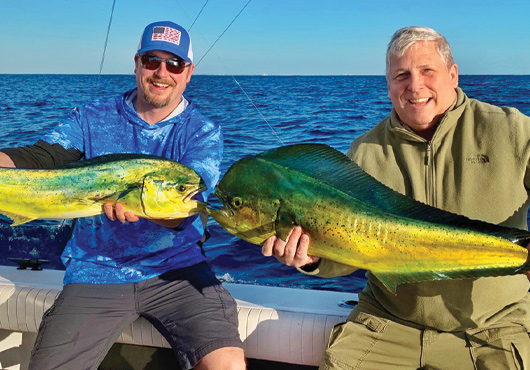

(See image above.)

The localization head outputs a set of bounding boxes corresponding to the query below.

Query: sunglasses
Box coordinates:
[138,54,191,74]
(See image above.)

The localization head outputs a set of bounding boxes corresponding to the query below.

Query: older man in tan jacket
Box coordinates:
[263,26,530,369]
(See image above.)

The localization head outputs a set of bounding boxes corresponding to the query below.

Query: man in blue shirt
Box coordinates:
[0,21,245,370]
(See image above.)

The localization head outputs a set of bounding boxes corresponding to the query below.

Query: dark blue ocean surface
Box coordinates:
[0,74,529,292]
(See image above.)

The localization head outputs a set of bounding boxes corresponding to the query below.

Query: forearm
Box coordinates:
[0,151,15,168]
[0,140,83,169]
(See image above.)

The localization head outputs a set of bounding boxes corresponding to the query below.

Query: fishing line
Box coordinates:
[194,0,252,67]
[93,0,117,98]
[185,0,285,145]
[230,77,285,145]
[188,0,210,31]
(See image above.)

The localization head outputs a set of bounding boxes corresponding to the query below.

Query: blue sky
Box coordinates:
[1,0,529,75]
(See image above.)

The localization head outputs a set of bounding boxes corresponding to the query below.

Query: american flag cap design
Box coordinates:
[137,21,193,63]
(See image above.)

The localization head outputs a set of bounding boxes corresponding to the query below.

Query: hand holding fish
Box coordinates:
[103,201,185,229]
[262,226,320,268]
[103,202,140,223]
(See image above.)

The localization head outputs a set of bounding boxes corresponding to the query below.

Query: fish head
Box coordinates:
[207,158,281,245]
[141,171,207,219]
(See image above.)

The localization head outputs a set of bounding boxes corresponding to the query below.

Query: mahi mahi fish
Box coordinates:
[207,144,530,293]
[0,154,206,226]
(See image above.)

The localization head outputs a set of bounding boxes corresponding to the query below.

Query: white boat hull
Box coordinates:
[0,266,357,369]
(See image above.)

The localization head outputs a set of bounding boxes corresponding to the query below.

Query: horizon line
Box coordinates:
[1,73,530,77]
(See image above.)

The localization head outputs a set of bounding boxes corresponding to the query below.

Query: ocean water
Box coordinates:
[1,74,529,293]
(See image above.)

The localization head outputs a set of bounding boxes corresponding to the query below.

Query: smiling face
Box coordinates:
[134,50,194,114]
[387,41,459,139]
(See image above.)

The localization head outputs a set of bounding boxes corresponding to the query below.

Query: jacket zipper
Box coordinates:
[425,141,434,207]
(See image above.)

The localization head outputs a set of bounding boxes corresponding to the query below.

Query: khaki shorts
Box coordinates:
[320,311,529,370]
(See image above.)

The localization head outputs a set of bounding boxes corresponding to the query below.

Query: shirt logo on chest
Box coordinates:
[465,154,490,164]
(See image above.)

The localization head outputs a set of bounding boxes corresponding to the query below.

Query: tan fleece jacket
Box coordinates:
[305,87,530,332]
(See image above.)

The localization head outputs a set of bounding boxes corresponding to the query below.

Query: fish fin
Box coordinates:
[256,144,530,243]
[76,187,137,205]
[58,153,171,169]
[237,225,276,244]
[371,272,400,294]
[276,213,298,241]
[374,264,530,294]
[373,270,461,294]
[11,216,37,226]
[116,187,140,202]
[0,211,36,226]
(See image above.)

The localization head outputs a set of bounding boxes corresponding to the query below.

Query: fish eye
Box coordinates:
[177,185,187,193]
[232,197,243,208]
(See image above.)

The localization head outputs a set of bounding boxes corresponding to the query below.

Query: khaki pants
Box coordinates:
[320,311,530,370]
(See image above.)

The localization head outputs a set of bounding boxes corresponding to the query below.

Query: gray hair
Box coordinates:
[386,26,454,79]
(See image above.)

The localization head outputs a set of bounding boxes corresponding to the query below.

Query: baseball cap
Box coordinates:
[137,21,193,63]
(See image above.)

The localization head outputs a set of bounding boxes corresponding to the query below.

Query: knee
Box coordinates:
[194,347,246,370]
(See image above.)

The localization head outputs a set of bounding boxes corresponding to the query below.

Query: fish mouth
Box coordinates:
[206,189,234,218]
[206,204,232,218]
[190,200,207,212]
[183,183,207,204]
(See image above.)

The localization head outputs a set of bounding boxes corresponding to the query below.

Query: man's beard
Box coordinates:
[143,90,172,108]
[142,78,175,108]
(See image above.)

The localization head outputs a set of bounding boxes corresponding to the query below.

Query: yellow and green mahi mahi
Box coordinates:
[0,154,206,226]
[207,144,530,293]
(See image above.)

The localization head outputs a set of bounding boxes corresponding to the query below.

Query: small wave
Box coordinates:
[16,100,49,107]
[217,273,236,283]
[344,115,367,120]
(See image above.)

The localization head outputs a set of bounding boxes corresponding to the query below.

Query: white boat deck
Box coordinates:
[0,265,357,369]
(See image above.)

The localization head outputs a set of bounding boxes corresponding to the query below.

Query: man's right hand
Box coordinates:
[262,226,320,268]
[103,202,184,229]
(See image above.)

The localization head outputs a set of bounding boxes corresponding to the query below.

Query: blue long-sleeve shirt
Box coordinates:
[41,89,223,284]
